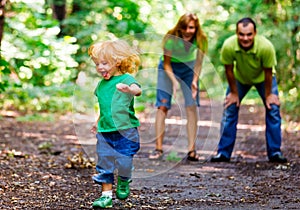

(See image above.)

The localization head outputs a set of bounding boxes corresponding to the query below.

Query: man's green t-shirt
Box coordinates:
[220,35,277,85]
[94,74,140,132]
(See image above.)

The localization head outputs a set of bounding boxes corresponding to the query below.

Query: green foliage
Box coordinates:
[3,0,78,87]
[1,83,74,113]
[0,58,10,92]
[281,88,300,121]
[60,0,149,74]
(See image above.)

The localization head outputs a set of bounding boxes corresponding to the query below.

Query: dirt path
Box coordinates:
[0,98,299,209]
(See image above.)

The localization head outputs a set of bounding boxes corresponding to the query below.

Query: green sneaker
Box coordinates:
[92,195,112,208]
[116,177,132,200]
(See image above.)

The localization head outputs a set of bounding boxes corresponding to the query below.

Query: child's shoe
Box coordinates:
[116,177,132,200]
[92,195,112,208]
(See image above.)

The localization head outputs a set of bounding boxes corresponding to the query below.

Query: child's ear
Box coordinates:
[115,59,121,67]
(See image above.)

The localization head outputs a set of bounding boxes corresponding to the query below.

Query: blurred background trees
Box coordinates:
[0,0,299,121]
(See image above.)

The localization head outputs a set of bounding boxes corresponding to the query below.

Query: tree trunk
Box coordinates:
[0,0,7,53]
[52,3,66,21]
[71,0,81,14]
[52,0,66,37]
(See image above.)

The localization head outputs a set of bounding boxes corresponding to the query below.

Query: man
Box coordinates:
[211,17,287,163]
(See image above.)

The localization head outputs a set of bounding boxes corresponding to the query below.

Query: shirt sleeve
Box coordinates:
[94,81,101,97]
[164,38,173,51]
[220,39,234,65]
[261,41,277,68]
[123,74,141,88]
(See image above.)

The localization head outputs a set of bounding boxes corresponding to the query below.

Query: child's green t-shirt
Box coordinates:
[94,74,140,132]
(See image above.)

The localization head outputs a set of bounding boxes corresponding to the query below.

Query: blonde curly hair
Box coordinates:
[88,39,140,74]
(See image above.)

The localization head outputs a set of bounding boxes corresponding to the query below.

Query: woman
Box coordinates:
[149,13,208,161]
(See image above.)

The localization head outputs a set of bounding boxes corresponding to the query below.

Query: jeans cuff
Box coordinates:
[92,173,114,184]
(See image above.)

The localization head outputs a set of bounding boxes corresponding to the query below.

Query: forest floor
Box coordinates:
[0,96,299,209]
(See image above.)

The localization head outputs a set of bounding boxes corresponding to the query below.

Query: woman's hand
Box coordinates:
[172,80,179,99]
[191,80,198,100]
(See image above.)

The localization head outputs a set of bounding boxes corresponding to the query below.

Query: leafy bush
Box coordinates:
[0,83,75,114]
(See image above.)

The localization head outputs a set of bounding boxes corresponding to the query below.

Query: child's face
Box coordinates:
[93,58,120,80]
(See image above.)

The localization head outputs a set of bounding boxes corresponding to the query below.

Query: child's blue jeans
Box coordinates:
[92,128,140,184]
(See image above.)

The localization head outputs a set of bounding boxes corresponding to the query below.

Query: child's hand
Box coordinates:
[91,124,97,134]
[116,83,130,93]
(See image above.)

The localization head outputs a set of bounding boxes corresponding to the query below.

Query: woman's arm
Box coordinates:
[163,50,179,98]
[192,50,204,99]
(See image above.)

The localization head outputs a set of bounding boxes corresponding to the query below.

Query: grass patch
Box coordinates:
[16,113,55,122]
[166,151,182,162]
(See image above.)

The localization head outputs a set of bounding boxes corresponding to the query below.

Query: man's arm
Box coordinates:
[264,67,280,109]
[224,64,240,108]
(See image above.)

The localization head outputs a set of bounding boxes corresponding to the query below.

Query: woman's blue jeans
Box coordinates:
[92,128,140,184]
[217,76,283,159]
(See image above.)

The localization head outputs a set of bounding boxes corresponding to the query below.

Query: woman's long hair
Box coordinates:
[163,13,208,53]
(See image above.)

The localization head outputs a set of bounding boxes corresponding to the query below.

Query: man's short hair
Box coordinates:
[236,17,256,32]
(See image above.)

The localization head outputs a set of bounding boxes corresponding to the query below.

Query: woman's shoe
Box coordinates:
[148,149,163,160]
[92,195,112,208]
[187,150,200,161]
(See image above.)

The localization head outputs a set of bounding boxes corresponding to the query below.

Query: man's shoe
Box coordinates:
[269,154,287,163]
[92,195,112,208]
[116,177,131,200]
[210,154,230,162]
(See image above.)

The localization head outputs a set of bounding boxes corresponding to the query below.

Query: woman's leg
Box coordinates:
[152,61,172,159]
[155,106,168,151]
[186,105,198,152]
[174,61,199,158]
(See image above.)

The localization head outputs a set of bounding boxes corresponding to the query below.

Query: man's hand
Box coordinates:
[266,93,280,109]
[225,92,239,109]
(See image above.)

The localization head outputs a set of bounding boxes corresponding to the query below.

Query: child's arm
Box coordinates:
[91,116,100,134]
[116,83,142,96]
